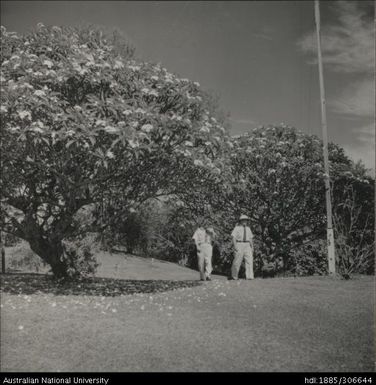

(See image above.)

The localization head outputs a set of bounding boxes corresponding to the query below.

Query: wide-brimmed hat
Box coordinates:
[239,214,250,221]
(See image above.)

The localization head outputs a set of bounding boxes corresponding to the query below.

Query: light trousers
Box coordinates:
[231,242,254,279]
[197,243,213,280]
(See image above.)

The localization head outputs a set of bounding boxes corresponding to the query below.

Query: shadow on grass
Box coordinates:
[0,273,202,297]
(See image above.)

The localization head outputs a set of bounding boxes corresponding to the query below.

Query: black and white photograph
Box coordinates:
[0,0,375,375]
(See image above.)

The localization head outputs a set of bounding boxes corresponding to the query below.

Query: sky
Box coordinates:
[1,1,374,173]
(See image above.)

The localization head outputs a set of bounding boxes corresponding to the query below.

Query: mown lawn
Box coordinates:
[0,274,373,372]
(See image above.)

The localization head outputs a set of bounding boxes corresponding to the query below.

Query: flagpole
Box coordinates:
[314,0,336,275]
[374,0,376,277]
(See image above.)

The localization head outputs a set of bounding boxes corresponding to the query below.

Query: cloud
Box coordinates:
[330,78,374,117]
[253,32,273,41]
[229,117,257,125]
[253,26,274,41]
[297,1,374,74]
[229,117,258,135]
[355,123,375,144]
[342,123,375,174]
[297,1,374,173]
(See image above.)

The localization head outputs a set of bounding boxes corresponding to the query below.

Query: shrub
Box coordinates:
[261,262,276,278]
[289,240,328,276]
[333,185,374,276]
[61,236,99,279]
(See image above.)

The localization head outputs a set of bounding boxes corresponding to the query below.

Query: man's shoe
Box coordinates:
[206,276,212,281]
[228,277,238,280]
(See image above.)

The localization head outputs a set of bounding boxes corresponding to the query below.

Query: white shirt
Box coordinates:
[192,227,212,245]
[231,225,253,242]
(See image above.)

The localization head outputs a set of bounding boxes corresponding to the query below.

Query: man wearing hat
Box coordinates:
[230,214,254,280]
[192,221,215,281]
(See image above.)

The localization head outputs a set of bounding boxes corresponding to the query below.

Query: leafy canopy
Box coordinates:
[1,24,229,241]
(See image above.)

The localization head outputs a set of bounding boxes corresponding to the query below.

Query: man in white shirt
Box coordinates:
[192,223,215,281]
[230,214,254,280]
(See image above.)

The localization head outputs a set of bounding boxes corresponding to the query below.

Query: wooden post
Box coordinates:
[0,231,5,274]
[314,0,336,275]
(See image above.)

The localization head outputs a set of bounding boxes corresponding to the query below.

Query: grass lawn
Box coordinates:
[0,273,374,372]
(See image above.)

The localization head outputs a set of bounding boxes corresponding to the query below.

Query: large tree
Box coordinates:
[0,24,228,277]
[156,124,374,275]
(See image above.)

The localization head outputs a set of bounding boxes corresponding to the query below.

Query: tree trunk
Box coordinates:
[0,231,5,273]
[28,237,69,279]
[48,256,69,279]
[1,247,5,274]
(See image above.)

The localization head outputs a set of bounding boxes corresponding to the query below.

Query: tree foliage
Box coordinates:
[1,24,373,279]
[0,24,228,277]
[137,125,374,277]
